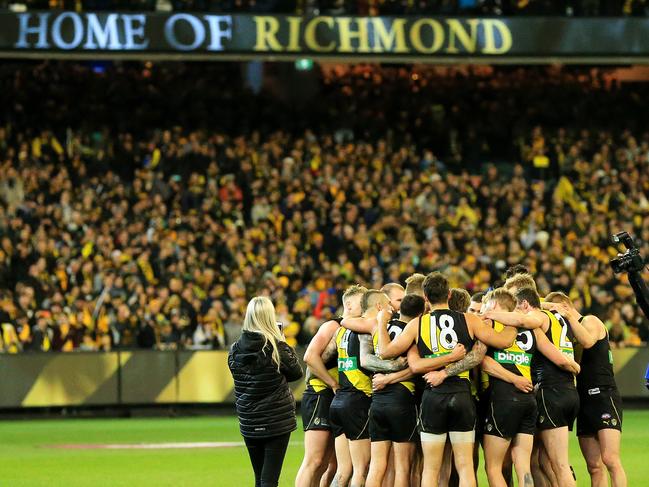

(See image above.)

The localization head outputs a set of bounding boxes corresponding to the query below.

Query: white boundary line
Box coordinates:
[52,441,302,450]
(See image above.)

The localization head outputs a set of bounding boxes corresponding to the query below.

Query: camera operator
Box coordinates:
[610,232,649,394]
[610,232,649,320]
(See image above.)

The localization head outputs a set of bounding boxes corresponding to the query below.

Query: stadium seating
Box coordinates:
[0,62,648,353]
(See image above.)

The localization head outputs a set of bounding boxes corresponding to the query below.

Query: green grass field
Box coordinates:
[1,410,648,486]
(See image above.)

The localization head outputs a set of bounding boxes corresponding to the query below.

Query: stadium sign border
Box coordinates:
[4,12,649,62]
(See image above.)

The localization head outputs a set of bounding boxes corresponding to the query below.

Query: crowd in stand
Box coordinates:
[0,61,648,353]
[2,0,648,16]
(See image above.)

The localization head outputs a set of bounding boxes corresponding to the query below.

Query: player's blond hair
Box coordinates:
[504,273,537,293]
[545,291,573,306]
[381,282,405,299]
[405,273,425,297]
[342,284,368,308]
[489,288,517,312]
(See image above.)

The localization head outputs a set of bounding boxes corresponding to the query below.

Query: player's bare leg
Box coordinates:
[531,442,552,487]
[598,428,627,487]
[579,435,606,487]
[320,438,337,487]
[366,441,390,487]
[539,427,575,487]
[331,434,352,487]
[449,431,476,487]
[410,440,423,487]
[483,434,510,487]
[393,441,415,487]
[438,439,453,487]
[348,439,371,487]
[381,446,394,487]
[510,433,534,487]
[296,430,333,487]
[421,433,446,487]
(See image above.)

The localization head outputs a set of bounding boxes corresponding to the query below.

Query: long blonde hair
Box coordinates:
[242,296,284,369]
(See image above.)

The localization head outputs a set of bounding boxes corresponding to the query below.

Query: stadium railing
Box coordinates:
[0,348,647,409]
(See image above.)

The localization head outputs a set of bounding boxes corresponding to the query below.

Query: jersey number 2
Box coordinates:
[554,313,573,350]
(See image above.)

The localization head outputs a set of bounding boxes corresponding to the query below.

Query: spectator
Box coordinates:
[228,296,303,487]
[0,62,648,353]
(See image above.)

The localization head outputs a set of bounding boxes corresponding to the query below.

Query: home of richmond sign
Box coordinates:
[2,12,649,61]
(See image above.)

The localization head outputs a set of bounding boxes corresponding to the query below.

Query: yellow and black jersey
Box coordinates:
[305,356,338,394]
[488,321,537,397]
[531,310,576,388]
[336,327,372,397]
[372,319,415,396]
[305,318,342,394]
[417,309,474,393]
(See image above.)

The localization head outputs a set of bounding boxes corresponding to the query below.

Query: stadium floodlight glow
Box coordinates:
[295,58,314,71]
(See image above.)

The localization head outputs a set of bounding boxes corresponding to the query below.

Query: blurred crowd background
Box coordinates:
[2,0,649,16]
[0,61,648,353]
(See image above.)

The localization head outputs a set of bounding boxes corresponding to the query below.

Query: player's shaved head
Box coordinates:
[361,290,389,315]
[381,282,404,297]
[381,282,405,312]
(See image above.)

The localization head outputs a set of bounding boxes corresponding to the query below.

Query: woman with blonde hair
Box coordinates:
[228,296,303,487]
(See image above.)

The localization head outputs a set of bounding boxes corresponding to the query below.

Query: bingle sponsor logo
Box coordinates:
[494,351,532,366]
[338,358,356,371]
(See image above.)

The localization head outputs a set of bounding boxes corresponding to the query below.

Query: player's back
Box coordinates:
[417,308,474,393]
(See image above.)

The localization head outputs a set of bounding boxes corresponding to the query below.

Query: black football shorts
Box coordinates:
[301,388,335,432]
[577,387,623,436]
[369,387,418,443]
[420,388,476,434]
[484,395,537,438]
[537,386,579,431]
[329,390,371,440]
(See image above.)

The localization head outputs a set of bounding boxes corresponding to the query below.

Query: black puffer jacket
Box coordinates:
[228,331,303,438]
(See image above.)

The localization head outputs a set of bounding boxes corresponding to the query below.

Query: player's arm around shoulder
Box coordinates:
[483,309,545,330]
[469,313,516,349]
[565,304,603,349]
[377,314,418,359]
[359,333,407,373]
[534,327,580,375]
[408,342,467,375]
[481,355,533,393]
[340,316,375,335]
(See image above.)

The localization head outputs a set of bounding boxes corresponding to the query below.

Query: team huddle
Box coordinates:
[295,269,627,487]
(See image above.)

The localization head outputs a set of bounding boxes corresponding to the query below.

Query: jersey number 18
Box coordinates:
[430,314,459,353]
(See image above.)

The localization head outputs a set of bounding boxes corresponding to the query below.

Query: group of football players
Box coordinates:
[294,267,626,487]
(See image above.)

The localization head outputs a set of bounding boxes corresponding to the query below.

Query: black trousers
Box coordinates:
[243,433,291,487]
